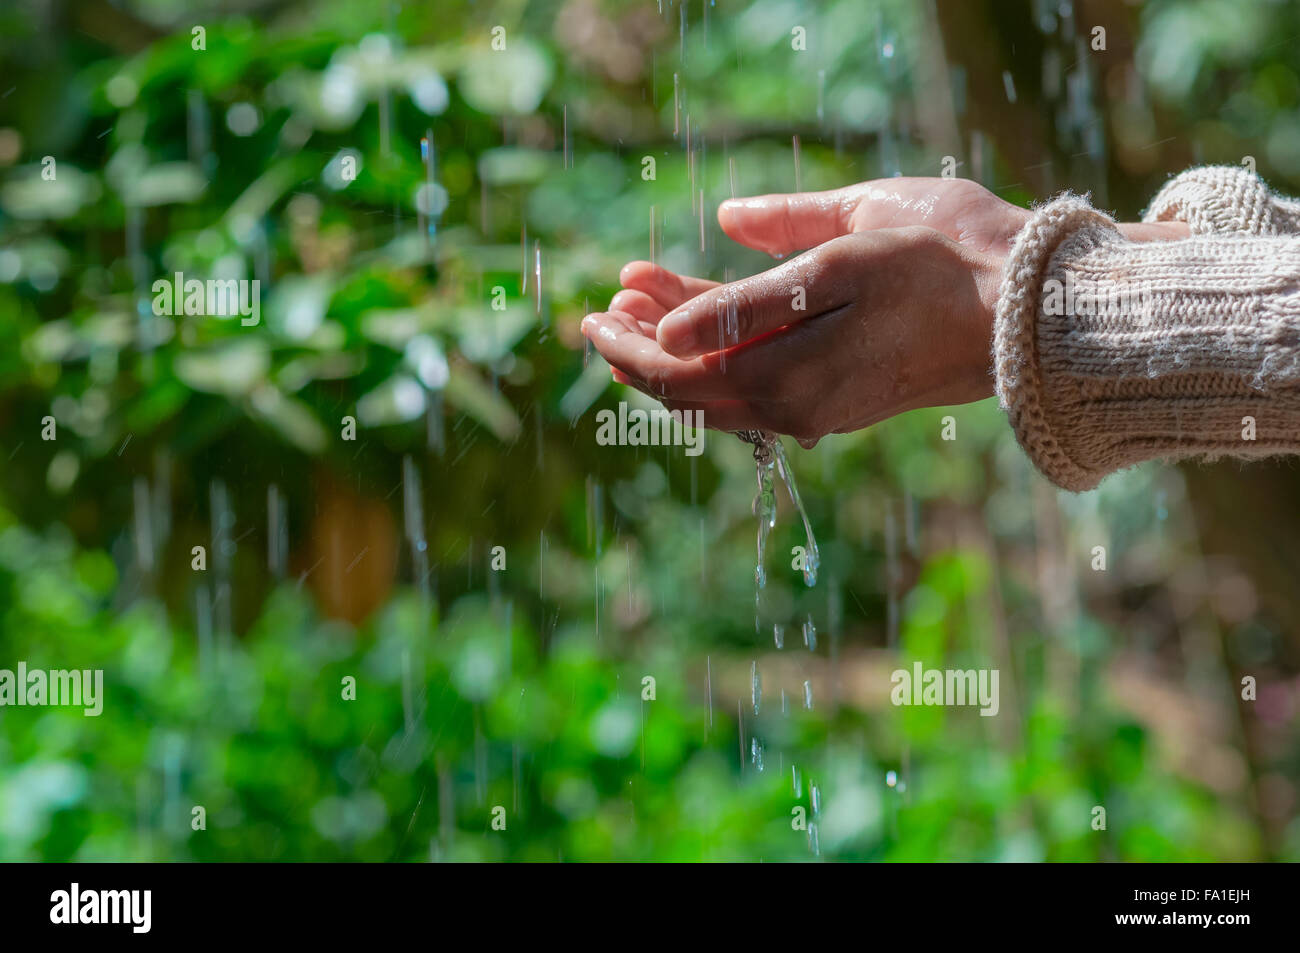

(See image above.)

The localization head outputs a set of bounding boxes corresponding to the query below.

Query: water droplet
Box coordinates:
[802,615,817,652]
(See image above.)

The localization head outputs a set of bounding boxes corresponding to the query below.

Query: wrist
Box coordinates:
[969,249,1004,399]
[1118,221,1189,242]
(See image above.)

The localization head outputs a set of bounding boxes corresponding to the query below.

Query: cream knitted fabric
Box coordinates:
[994,171,1300,491]
[1144,164,1300,236]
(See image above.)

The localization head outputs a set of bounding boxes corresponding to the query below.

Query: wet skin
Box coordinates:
[581,177,1188,447]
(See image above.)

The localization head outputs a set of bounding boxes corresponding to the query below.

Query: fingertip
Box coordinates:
[716,200,738,233]
[582,313,622,344]
[619,261,654,286]
[609,289,650,317]
[717,197,783,256]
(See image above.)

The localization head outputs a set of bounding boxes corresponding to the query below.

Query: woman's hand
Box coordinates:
[583,226,1002,447]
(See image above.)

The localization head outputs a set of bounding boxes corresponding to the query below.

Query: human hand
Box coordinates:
[713,176,1188,260]
[582,226,1002,447]
[591,176,1025,391]
[582,177,1188,446]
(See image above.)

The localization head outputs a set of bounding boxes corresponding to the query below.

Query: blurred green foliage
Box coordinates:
[0,0,1296,861]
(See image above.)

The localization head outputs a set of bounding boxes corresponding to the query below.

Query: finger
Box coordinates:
[619,261,721,312]
[581,312,739,400]
[717,185,864,257]
[609,289,668,326]
[588,306,658,340]
[655,242,853,359]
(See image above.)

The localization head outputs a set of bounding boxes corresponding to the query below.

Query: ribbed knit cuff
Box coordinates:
[994,196,1122,490]
[1144,164,1300,236]
[995,195,1300,492]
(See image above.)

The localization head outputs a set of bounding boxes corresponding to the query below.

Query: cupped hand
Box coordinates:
[582,226,1002,447]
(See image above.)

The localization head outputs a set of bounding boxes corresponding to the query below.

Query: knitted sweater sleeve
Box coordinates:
[1143,164,1300,236]
[993,174,1300,492]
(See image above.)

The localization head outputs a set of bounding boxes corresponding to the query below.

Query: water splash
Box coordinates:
[773,440,819,586]
[731,430,824,855]
[752,450,776,593]
[737,431,819,595]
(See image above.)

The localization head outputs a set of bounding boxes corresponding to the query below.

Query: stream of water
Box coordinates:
[739,430,820,614]
[736,429,823,854]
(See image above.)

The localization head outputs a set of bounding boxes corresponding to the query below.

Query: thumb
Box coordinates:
[717,185,861,257]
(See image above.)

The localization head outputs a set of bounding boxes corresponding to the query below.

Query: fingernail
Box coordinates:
[658,311,698,355]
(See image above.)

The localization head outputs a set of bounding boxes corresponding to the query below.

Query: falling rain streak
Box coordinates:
[419,130,438,247]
